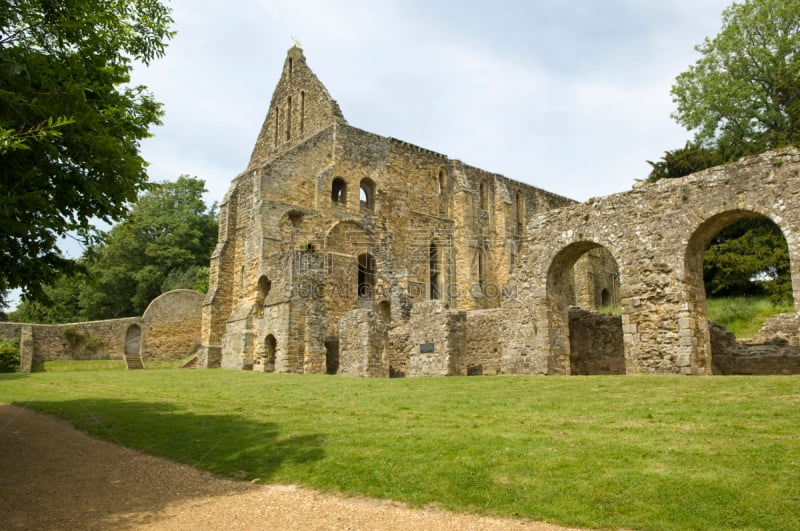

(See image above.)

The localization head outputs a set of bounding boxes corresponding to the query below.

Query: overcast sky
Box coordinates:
[132,0,734,206]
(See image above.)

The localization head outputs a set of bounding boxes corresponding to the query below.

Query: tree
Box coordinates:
[644,0,798,302]
[703,218,791,302]
[671,0,800,154]
[11,177,218,323]
[645,142,726,182]
[0,0,175,300]
[80,177,218,319]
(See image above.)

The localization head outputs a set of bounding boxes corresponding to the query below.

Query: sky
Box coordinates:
[131,0,734,207]
[7,0,737,311]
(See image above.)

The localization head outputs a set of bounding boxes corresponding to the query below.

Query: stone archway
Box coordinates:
[124,325,141,356]
[684,209,797,373]
[546,241,624,375]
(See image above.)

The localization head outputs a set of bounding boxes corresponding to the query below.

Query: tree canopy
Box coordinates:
[671,0,800,155]
[646,0,798,302]
[0,0,175,300]
[11,177,218,323]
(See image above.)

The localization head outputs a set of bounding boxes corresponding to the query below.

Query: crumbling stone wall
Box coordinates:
[405,302,466,377]
[199,47,799,378]
[711,315,800,374]
[568,308,625,375]
[338,309,388,377]
[463,309,504,375]
[0,290,203,364]
[504,148,800,375]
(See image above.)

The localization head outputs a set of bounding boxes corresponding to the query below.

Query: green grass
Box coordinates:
[37,359,183,372]
[1,371,799,529]
[706,296,795,338]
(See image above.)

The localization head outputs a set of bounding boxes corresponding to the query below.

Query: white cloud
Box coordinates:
[129,0,733,205]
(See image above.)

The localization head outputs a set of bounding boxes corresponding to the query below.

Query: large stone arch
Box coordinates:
[545,241,625,374]
[504,148,800,375]
[683,209,798,372]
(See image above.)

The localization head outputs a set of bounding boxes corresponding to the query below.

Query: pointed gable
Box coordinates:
[247,46,347,169]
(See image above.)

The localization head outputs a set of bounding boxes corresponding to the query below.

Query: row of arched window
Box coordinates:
[273,91,306,147]
[331,177,376,211]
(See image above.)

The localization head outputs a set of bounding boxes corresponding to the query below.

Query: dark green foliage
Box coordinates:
[10,177,218,322]
[0,340,19,372]
[704,218,792,303]
[0,0,174,300]
[646,142,727,181]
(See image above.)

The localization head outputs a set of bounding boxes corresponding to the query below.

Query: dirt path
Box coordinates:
[0,404,579,530]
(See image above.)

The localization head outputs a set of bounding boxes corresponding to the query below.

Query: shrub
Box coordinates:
[0,340,20,373]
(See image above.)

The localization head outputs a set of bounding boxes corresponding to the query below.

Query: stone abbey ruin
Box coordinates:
[196,46,800,376]
[4,46,799,375]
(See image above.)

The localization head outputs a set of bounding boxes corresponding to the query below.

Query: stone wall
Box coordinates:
[0,289,204,365]
[503,148,800,375]
[0,318,139,361]
[568,308,625,375]
[403,302,467,377]
[338,309,388,377]
[463,309,504,375]
[710,315,800,375]
[141,290,204,361]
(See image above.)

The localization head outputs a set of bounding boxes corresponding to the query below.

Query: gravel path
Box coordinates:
[0,404,580,530]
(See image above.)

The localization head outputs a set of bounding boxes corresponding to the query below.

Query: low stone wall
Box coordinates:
[463,309,504,375]
[0,289,204,365]
[0,318,140,362]
[710,315,800,375]
[568,308,625,375]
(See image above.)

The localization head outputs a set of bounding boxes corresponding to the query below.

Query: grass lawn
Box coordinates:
[1,369,798,530]
[706,296,795,338]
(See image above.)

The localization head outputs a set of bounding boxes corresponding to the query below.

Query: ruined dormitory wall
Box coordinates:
[0,290,203,371]
[206,47,798,377]
[502,148,800,375]
[220,250,325,373]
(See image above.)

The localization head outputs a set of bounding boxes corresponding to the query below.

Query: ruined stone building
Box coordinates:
[197,46,618,376]
[197,46,800,376]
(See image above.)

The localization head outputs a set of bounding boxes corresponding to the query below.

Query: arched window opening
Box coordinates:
[331,178,347,205]
[264,334,277,371]
[429,243,441,300]
[477,247,486,290]
[516,191,525,231]
[438,170,446,195]
[358,253,376,298]
[288,57,293,75]
[256,275,271,305]
[601,288,611,308]
[285,96,292,141]
[300,90,305,135]
[360,178,375,211]
[479,179,489,211]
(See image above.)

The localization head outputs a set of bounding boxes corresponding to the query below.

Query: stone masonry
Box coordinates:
[0,289,203,369]
[197,46,800,377]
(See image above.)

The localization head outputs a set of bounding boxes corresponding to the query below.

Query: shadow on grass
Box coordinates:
[1,400,325,529]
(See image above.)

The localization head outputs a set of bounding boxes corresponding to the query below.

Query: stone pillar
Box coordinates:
[19,326,33,373]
